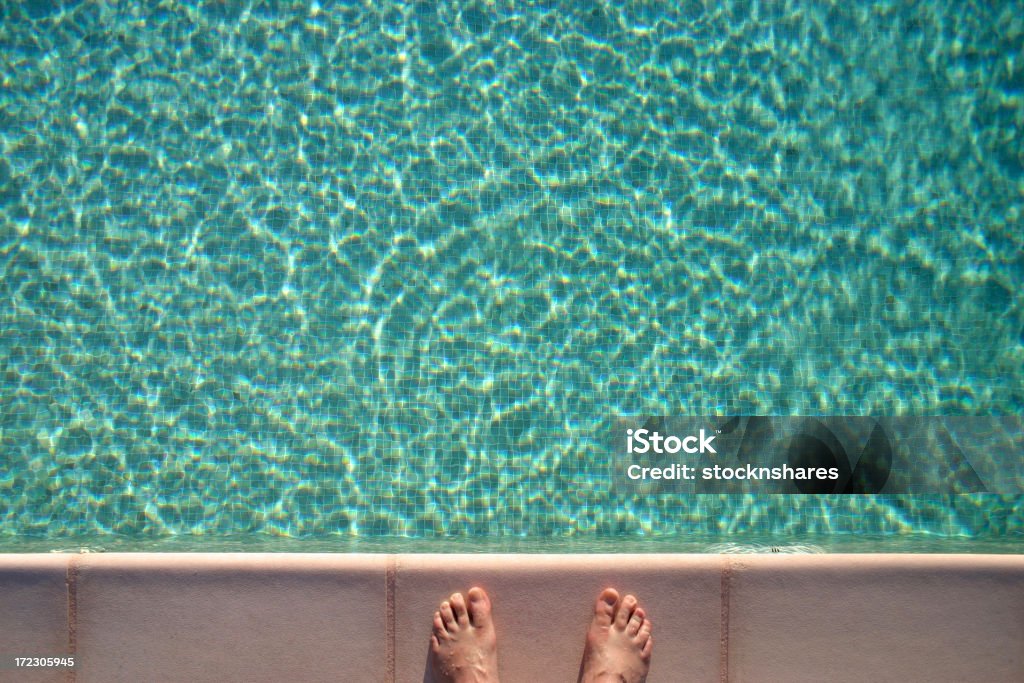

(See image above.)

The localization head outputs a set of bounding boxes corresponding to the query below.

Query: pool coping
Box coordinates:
[1,553,1021,682]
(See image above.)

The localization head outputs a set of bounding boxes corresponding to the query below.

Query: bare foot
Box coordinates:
[578,588,653,683]
[429,586,500,683]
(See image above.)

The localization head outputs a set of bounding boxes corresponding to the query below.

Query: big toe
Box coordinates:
[467,586,493,628]
[593,588,619,628]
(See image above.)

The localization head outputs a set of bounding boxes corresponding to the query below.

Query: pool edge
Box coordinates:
[1,553,1021,682]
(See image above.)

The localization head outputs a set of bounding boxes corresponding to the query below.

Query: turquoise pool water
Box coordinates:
[0,0,1021,548]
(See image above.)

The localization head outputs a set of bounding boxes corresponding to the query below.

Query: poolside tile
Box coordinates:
[0,555,71,683]
[392,554,722,683]
[726,554,1024,683]
[71,553,388,683]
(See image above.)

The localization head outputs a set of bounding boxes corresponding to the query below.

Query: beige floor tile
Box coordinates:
[0,554,72,683]
[72,553,387,683]
[727,554,1024,683]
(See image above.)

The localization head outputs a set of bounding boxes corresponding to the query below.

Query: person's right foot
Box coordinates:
[578,588,653,683]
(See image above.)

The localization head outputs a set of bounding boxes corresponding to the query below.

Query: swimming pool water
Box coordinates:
[0,0,1021,546]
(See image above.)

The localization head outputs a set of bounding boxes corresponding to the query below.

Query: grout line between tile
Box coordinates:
[720,556,731,683]
[385,555,396,683]
[66,556,78,683]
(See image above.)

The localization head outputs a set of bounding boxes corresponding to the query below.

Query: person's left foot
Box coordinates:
[429,586,500,683]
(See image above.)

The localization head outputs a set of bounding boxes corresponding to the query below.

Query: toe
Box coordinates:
[593,588,619,627]
[615,594,638,629]
[627,608,644,635]
[433,612,447,639]
[440,600,458,631]
[638,618,653,645]
[450,592,470,626]
[641,636,653,660]
[467,586,492,628]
